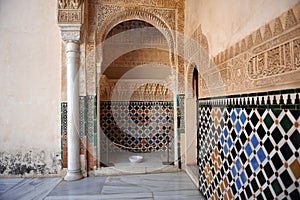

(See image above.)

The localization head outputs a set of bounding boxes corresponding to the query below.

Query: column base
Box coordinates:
[64,170,83,181]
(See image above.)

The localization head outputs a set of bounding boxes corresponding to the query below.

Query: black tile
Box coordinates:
[271,127,283,144]
[227,120,233,130]
[257,171,266,185]
[290,130,300,149]
[231,183,237,195]
[280,170,293,188]
[246,108,252,115]
[245,123,252,135]
[264,138,274,154]
[290,188,300,200]
[264,163,274,179]
[257,193,264,200]
[257,125,266,140]
[228,154,233,165]
[236,140,242,152]
[271,153,283,170]
[263,187,274,200]
[280,142,293,161]
[240,132,247,144]
[232,147,237,159]
[240,152,247,164]
[228,172,233,182]
[257,109,265,117]
[231,130,237,141]
[251,112,259,127]
[245,184,253,198]
[251,178,259,192]
[224,160,229,171]
[240,191,247,200]
[245,164,252,177]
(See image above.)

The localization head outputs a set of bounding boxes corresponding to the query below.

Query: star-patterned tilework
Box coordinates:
[198,88,300,200]
[100,101,174,153]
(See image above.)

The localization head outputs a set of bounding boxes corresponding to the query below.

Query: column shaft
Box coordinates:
[64,41,83,181]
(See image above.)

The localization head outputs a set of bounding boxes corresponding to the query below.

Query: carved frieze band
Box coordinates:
[249,36,300,79]
[214,7,300,65]
[200,4,300,98]
[100,76,173,101]
[58,0,82,24]
[90,0,182,9]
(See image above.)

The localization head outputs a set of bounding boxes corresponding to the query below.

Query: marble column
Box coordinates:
[64,41,83,181]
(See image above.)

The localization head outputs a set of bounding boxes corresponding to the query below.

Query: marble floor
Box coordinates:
[0,172,205,200]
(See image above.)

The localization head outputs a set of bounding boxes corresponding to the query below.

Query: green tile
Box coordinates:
[271,109,282,118]
[271,179,283,196]
[281,104,295,110]
[281,89,295,94]
[280,114,293,133]
[264,113,274,129]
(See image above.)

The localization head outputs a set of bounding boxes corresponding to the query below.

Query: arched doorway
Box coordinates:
[184,63,200,186]
[97,20,177,174]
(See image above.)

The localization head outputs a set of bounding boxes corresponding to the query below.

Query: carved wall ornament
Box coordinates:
[61,31,81,42]
[273,17,284,36]
[263,24,272,40]
[285,9,297,30]
[99,78,173,101]
[58,0,81,9]
[206,4,300,98]
[57,0,82,24]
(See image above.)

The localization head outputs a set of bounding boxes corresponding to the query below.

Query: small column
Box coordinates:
[64,40,83,181]
[57,0,84,181]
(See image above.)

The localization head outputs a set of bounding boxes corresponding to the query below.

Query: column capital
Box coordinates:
[57,0,83,42]
[59,24,82,42]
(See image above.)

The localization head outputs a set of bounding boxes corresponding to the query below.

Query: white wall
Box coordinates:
[185,0,299,56]
[0,0,61,173]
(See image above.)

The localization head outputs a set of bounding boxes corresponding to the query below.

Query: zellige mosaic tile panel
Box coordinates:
[198,89,300,200]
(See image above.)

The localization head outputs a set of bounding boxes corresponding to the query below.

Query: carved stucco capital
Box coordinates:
[59,24,82,42]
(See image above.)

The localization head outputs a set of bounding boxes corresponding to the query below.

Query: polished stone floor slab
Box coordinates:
[0,178,23,194]
[48,176,107,196]
[0,178,61,200]
[0,172,205,200]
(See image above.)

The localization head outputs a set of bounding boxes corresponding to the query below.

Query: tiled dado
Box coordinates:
[60,96,97,169]
[198,89,300,200]
[100,101,174,153]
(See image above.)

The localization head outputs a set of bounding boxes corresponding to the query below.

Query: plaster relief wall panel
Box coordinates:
[0,0,61,175]
[185,0,299,56]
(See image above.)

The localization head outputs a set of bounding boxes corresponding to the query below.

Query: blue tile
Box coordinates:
[245,144,252,157]
[257,148,266,163]
[221,135,225,145]
[251,135,259,148]
[224,128,229,138]
[236,159,242,171]
[228,137,233,148]
[236,122,242,133]
[231,112,237,122]
[236,178,242,190]
[224,144,229,155]
[251,157,259,171]
[232,166,237,177]
[240,112,247,124]
[240,171,247,184]
[236,108,241,114]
